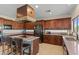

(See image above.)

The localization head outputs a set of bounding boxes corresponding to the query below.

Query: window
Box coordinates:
[73,16,79,36]
[73,17,78,32]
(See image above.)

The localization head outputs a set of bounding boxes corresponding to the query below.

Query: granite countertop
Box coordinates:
[63,36,79,55]
[44,33,72,36]
[10,35,39,41]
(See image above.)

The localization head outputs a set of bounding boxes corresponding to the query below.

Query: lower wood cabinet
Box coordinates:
[43,35,63,46]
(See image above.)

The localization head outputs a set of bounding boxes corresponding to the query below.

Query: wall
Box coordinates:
[71,5,79,34]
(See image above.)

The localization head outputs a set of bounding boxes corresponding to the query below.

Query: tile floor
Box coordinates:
[37,43,64,55]
[0,43,64,55]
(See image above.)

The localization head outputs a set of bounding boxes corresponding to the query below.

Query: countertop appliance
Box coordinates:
[34,24,43,42]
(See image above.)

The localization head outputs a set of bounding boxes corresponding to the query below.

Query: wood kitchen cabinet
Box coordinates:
[4,20,23,29]
[62,18,71,29]
[44,17,71,29]
[0,18,5,25]
[0,17,24,29]
[24,17,71,30]
[25,22,35,29]
[44,21,50,29]
[43,35,63,46]
[32,38,39,55]
[13,22,23,29]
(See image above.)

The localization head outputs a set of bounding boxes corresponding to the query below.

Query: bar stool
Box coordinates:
[14,38,22,55]
[2,36,12,54]
[11,38,31,55]
[10,37,22,55]
[11,38,18,55]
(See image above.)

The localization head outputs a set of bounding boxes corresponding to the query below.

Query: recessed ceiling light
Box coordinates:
[67,4,72,6]
[49,12,52,15]
[35,5,38,8]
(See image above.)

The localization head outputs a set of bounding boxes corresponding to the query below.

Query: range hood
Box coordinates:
[16,16,36,22]
[16,4,36,22]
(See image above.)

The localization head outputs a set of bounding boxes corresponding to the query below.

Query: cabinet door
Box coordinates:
[26,22,35,29]
[44,21,51,29]
[32,38,39,55]
[49,35,56,44]
[43,35,63,46]
[0,18,4,25]
[56,36,63,45]
[43,35,49,43]
[44,21,48,29]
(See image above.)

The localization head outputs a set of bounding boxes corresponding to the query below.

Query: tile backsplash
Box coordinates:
[44,30,68,33]
[2,29,71,35]
[3,30,24,35]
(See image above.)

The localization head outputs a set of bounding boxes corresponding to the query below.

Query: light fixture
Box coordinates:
[67,4,72,6]
[46,9,53,15]
[35,5,38,8]
[49,12,52,15]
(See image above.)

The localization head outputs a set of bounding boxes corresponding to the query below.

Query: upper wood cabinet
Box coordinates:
[44,17,71,29]
[0,18,5,25]
[0,17,23,29]
[25,22,35,29]
[25,17,71,30]
[17,4,35,18]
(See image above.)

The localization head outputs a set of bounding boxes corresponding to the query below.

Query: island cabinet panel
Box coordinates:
[31,38,39,55]
[43,35,63,46]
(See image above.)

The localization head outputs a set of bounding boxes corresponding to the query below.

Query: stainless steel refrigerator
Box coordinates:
[34,24,43,42]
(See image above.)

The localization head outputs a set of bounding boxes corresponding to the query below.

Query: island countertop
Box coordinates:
[10,35,39,41]
[63,36,79,55]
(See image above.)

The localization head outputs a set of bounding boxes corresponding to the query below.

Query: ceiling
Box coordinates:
[0,4,77,20]
[31,4,77,20]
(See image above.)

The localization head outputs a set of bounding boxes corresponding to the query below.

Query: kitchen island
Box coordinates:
[10,35,39,55]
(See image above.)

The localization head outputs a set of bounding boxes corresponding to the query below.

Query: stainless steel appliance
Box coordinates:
[34,24,43,42]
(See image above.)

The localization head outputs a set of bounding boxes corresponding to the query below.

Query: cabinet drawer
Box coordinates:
[43,35,63,46]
